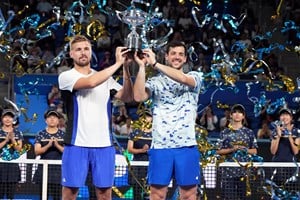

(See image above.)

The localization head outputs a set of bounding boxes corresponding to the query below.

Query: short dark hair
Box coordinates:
[230,104,245,114]
[166,41,187,55]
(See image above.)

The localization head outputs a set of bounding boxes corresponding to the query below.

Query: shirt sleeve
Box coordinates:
[188,71,204,91]
[58,69,82,92]
[15,129,24,141]
[107,77,122,91]
[34,132,43,144]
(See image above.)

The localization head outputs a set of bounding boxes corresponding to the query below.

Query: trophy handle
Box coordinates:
[115,10,123,21]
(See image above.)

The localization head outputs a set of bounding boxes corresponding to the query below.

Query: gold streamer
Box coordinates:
[17,29,26,37]
[86,3,97,16]
[220,67,237,86]
[178,0,185,4]
[37,17,56,31]
[131,103,153,131]
[216,101,229,109]
[278,74,296,93]
[271,0,284,20]
[0,72,6,79]
[192,0,201,6]
[195,125,223,167]
[125,154,150,197]
[232,157,253,196]
[72,23,82,35]
[112,186,124,198]
[14,61,26,77]
[17,5,29,16]
[178,0,201,5]
[20,107,38,123]
[86,20,108,41]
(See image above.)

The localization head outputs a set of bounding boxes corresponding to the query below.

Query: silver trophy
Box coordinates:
[116,7,147,51]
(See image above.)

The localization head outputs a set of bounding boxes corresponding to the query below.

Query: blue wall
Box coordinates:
[14,75,300,135]
[14,74,58,135]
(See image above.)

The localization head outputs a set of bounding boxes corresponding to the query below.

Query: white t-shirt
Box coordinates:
[58,68,122,147]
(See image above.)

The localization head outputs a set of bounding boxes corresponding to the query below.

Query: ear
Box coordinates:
[69,50,74,59]
[165,53,168,61]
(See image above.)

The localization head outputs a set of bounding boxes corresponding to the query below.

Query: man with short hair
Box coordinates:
[133,41,204,200]
[58,35,133,200]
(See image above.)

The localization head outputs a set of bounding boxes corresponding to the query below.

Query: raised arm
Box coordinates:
[289,136,300,155]
[270,125,282,155]
[114,52,134,103]
[73,47,130,90]
[142,49,197,87]
[133,52,151,102]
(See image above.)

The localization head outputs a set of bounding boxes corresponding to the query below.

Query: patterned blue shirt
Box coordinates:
[271,127,300,162]
[0,128,23,154]
[146,71,203,149]
[128,129,152,161]
[219,126,258,162]
[0,129,23,146]
[34,129,64,160]
[219,126,258,178]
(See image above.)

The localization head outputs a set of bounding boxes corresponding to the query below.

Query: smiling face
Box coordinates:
[1,114,14,127]
[165,44,187,70]
[279,112,292,126]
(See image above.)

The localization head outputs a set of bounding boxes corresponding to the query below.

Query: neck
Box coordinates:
[47,126,58,134]
[75,65,91,75]
[230,122,243,130]
[2,124,13,130]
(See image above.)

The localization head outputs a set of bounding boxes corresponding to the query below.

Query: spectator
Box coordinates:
[219,108,231,131]
[27,44,43,73]
[112,99,128,118]
[57,58,72,75]
[88,8,107,24]
[162,1,173,18]
[270,108,300,161]
[269,108,300,190]
[177,9,195,43]
[106,0,122,44]
[41,42,55,73]
[0,109,24,199]
[199,105,218,132]
[217,104,258,200]
[127,109,152,200]
[36,0,53,16]
[257,120,272,139]
[47,84,62,108]
[98,50,114,71]
[33,109,64,200]
[114,116,132,135]
[177,9,193,31]
[192,52,210,72]
[55,103,67,132]
[57,114,67,132]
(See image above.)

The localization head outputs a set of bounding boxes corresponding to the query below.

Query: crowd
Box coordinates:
[1,0,300,199]
[5,0,299,77]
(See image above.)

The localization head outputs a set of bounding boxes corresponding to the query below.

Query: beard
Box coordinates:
[74,57,90,67]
